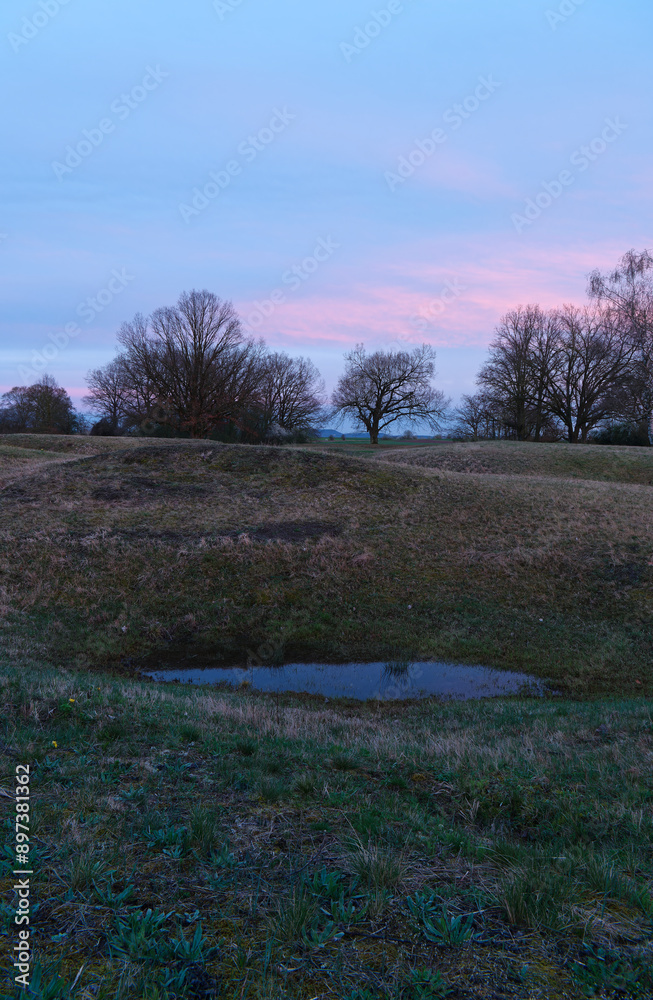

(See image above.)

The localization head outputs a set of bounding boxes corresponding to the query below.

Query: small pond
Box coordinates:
[143,660,549,701]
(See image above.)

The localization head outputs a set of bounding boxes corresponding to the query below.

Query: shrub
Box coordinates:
[592,422,651,446]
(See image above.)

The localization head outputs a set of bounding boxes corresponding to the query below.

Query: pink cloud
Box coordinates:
[237,235,629,352]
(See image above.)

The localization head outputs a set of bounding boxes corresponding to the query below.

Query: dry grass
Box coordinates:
[0,435,651,693]
[0,444,70,485]
[377,439,653,485]
[2,434,652,998]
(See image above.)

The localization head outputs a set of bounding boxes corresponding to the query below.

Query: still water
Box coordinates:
[144,660,548,701]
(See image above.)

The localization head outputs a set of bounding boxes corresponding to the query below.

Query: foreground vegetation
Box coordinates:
[1,661,652,999]
[0,434,651,997]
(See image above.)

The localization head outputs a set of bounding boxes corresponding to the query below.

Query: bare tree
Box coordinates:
[331,344,448,444]
[589,249,653,443]
[477,306,549,440]
[92,291,265,438]
[1,375,77,434]
[528,310,559,441]
[84,293,329,442]
[258,352,326,434]
[454,393,487,439]
[111,321,162,430]
[545,305,636,443]
[454,390,544,440]
[84,326,167,435]
[127,291,265,437]
[83,359,131,433]
[609,355,653,433]
[0,385,33,431]
[468,254,653,446]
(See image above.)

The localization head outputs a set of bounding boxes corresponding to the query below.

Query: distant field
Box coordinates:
[377,439,653,485]
[0,434,651,695]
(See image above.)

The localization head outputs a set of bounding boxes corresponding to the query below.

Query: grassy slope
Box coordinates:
[376,440,653,486]
[1,436,652,998]
[0,436,651,694]
[0,445,71,484]
[0,661,651,999]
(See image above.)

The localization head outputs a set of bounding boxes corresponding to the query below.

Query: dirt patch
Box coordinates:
[91,477,211,504]
[86,521,342,544]
[238,520,342,542]
[0,484,46,502]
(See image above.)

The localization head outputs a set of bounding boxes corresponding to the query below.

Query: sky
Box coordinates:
[1,0,651,419]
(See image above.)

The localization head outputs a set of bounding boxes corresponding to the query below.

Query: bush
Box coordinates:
[592,422,651,447]
[139,421,191,439]
[90,419,119,436]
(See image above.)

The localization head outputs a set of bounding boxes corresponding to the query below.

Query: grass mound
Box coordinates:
[0,439,650,693]
[379,440,653,485]
[0,433,141,455]
[0,437,652,997]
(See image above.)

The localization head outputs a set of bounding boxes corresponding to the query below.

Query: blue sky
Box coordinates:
[1,0,651,414]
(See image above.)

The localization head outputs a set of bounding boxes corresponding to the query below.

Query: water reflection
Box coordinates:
[382,660,411,679]
[143,659,549,701]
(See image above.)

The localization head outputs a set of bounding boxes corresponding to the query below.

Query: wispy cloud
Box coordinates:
[237,237,632,354]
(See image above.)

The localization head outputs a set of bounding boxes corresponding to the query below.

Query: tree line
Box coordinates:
[0,375,84,435]
[1,288,448,445]
[1,250,651,446]
[455,250,653,445]
[82,291,327,441]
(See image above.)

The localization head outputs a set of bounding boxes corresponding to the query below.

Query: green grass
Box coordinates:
[0,434,652,996]
[0,435,651,694]
[1,660,652,998]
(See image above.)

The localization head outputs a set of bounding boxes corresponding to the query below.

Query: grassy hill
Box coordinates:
[1,435,652,999]
[0,435,651,695]
[377,439,653,485]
